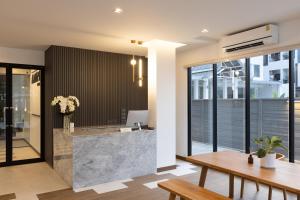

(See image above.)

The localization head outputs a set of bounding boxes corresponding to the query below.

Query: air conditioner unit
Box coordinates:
[221,24,278,53]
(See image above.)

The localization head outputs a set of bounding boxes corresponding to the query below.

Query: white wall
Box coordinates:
[147,42,177,168]
[0,46,44,65]
[176,17,300,156]
[30,72,41,153]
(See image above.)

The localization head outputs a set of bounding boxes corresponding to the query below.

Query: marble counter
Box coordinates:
[53,126,156,190]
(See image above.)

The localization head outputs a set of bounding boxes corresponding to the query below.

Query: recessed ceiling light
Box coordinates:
[201,29,209,33]
[114,8,123,14]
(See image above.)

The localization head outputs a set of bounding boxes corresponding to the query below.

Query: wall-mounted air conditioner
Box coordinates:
[221,24,278,53]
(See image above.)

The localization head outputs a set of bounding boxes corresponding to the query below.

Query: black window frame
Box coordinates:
[187,50,296,162]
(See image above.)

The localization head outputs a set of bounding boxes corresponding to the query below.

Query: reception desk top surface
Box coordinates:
[54,125,153,137]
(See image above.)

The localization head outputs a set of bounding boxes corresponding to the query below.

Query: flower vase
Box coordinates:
[63,115,71,130]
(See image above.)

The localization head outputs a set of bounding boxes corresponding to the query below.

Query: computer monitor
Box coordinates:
[126,110,148,127]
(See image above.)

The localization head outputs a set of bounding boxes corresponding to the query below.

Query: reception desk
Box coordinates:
[53,126,156,189]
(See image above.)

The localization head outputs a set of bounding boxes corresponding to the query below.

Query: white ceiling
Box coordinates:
[0,0,300,55]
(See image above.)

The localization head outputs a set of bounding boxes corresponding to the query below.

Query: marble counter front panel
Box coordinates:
[53,127,156,190]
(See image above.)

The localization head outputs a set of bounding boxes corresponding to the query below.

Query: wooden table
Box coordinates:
[187,151,300,200]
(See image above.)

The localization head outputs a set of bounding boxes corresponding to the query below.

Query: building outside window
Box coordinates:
[282,52,289,60]
[254,65,260,78]
[269,70,281,82]
[282,69,289,84]
[269,52,281,62]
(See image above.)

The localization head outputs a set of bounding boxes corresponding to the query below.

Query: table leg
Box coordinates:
[198,166,208,187]
[283,189,287,200]
[229,174,234,198]
[268,186,272,200]
[240,177,244,199]
[256,181,260,191]
[297,194,300,200]
[169,193,176,200]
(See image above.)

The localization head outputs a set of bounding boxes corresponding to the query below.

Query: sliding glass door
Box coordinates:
[0,67,7,163]
[293,49,300,161]
[190,65,213,155]
[0,66,43,166]
[188,50,297,160]
[250,53,289,156]
[217,60,245,152]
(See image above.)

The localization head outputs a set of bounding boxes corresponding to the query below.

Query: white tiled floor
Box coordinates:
[0,160,197,199]
[0,158,202,200]
[156,159,198,176]
[143,179,169,189]
[0,162,69,200]
[74,179,133,194]
[143,160,198,189]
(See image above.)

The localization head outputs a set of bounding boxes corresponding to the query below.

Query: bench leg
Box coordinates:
[268,186,272,200]
[198,166,208,187]
[229,174,234,198]
[298,194,300,200]
[240,177,244,199]
[283,189,287,200]
[169,193,176,200]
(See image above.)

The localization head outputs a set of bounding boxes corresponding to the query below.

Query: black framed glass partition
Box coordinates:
[294,49,300,161]
[249,53,289,157]
[189,65,213,155]
[217,60,245,152]
[0,64,44,167]
[188,49,299,162]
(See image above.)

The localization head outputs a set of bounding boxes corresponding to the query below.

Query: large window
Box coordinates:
[188,49,300,162]
[217,60,245,151]
[190,65,213,155]
[250,54,289,157]
[294,49,300,160]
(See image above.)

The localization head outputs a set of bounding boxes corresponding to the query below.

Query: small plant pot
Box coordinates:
[260,153,276,168]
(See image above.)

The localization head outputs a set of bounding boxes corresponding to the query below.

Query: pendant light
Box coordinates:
[130,55,136,82]
[130,40,137,82]
[130,40,144,86]
[138,58,143,87]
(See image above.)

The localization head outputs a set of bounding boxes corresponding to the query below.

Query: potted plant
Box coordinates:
[254,136,287,168]
[51,96,80,129]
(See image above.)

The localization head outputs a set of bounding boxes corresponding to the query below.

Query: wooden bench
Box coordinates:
[158,179,230,200]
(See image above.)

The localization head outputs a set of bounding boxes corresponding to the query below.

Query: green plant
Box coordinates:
[272,91,278,98]
[254,136,287,158]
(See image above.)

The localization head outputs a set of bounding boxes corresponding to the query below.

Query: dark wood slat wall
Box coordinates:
[45,46,148,166]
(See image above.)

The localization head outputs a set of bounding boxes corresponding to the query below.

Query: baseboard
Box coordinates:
[157,165,177,172]
[176,155,188,161]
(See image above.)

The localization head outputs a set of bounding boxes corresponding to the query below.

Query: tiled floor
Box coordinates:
[0,160,299,200]
[192,141,235,155]
[0,139,40,162]
[0,163,68,200]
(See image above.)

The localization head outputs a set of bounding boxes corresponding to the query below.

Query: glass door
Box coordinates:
[0,66,42,166]
[12,68,41,162]
[0,67,7,164]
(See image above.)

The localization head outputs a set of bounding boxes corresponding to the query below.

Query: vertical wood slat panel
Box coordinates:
[50,46,148,127]
[44,45,148,166]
